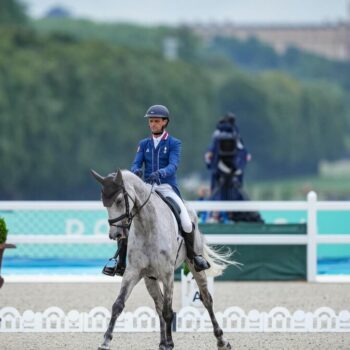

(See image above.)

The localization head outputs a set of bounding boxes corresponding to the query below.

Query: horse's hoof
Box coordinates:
[98,346,110,350]
[218,340,232,350]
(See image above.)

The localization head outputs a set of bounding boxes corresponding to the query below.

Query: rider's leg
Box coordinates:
[115,237,127,276]
[182,223,210,272]
[156,184,210,272]
[102,237,127,277]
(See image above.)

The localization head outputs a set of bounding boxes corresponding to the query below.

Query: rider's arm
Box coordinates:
[131,141,145,173]
[158,138,181,178]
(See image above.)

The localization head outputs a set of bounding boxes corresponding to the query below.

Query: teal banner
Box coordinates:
[1,209,349,259]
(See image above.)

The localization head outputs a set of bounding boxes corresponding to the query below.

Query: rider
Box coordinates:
[111,104,210,276]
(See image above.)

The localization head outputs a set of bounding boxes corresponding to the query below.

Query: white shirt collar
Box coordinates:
[153,131,166,148]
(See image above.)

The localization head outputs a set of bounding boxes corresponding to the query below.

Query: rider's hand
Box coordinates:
[232,176,242,188]
[133,168,143,178]
[148,171,161,184]
[204,151,213,165]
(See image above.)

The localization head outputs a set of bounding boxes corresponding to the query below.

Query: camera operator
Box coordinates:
[205,112,250,201]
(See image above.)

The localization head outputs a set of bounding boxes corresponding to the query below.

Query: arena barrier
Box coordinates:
[0,306,349,333]
[1,191,350,282]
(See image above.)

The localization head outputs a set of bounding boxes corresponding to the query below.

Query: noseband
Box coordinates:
[105,184,154,230]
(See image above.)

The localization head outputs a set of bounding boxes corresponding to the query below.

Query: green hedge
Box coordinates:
[0,218,8,244]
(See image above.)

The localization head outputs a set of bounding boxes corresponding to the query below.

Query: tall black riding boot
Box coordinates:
[183,225,210,272]
[115,237,127,276]
[102,238,127,277]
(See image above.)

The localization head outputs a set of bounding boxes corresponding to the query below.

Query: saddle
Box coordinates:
[155,190,183,233]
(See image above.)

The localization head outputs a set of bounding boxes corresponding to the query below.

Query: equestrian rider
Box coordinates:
[113,104,210,276]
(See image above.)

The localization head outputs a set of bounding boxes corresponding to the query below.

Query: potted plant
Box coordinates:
[0,217,16,289]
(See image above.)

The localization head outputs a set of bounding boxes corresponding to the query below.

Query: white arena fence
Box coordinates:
[1,306,349,333]
[1,191,350,282]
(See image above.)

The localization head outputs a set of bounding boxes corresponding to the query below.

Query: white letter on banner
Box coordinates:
[66,219,85,235]
[94,220,109,235]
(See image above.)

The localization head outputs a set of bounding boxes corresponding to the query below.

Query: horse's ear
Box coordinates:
[113,169,123,186]
[90,169,105,185]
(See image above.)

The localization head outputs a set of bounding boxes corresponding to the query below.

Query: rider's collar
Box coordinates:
[151,131,168,139]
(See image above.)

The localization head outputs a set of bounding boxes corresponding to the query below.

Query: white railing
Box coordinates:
[2,191,350,282]
[1,305,350,333]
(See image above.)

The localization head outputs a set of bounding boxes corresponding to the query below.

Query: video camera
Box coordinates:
[215,121,238,175]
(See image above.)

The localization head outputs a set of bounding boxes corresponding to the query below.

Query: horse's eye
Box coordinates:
[116,199,122,205]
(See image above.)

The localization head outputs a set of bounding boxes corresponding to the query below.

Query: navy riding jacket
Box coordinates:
[131,131,181,197]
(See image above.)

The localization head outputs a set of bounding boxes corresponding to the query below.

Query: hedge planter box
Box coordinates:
[0,243,16,289]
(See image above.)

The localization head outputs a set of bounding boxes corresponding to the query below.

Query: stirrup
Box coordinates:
[102,258,118,276]
[102,258,125,276]
[193,255,211,272]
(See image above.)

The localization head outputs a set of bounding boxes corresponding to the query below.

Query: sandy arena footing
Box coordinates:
[1,281,350,349]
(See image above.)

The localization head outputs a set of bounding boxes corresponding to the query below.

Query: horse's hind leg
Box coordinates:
[144,277,170,350]
[189,267,232,350]
[98,270,141,350]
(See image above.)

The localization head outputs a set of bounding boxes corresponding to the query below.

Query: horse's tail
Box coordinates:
[186,203,240,277]
[202,238,240,277]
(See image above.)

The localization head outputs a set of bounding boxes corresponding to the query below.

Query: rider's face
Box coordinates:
[148,118,167,135]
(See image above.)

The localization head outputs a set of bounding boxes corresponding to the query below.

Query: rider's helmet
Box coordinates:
[144,105,170,119]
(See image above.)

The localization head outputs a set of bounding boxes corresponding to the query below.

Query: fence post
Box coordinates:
[307,191,317,282]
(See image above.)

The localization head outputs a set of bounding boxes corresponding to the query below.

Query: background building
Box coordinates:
[192,19,350,61]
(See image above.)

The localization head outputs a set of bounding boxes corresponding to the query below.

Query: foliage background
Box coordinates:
[0,1,349,199]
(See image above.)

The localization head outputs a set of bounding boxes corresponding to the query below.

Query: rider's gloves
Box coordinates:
[232,176,242,188]
[148,171,161,184]
[133,168,143,178]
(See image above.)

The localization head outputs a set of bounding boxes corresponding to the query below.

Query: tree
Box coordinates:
[0,0,28,26]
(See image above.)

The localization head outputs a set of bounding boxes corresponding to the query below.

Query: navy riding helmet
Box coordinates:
[144,105,170,119]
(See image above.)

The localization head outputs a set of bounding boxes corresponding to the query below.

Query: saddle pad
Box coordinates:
[155,190,183,233]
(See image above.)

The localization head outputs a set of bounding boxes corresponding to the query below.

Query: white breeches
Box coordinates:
[154,184,193,233]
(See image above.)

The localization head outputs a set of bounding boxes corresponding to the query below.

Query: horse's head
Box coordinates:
[91,169,135,240]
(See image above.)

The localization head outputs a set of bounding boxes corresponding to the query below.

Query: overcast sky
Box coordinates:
[21,0,350,25]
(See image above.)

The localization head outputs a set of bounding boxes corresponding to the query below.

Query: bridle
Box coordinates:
[104,184,154,230]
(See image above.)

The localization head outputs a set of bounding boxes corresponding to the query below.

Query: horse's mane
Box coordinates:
[120,170,156,203]
[120,170,151,191]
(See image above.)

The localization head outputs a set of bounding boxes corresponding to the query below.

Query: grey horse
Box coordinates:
[91,169,233,350]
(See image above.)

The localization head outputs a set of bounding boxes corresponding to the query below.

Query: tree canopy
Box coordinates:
[0,14,349,199]
[0,0,28,26]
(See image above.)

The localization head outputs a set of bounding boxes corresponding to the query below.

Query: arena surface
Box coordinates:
[1,281,350,349]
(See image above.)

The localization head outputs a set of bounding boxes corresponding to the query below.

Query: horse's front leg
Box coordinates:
[161,273,175,350]
[189,266,232,350]
[144,277,168,350]
[98,269,141,350]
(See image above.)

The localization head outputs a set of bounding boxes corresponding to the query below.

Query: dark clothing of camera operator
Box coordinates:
[205,113,249,201]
